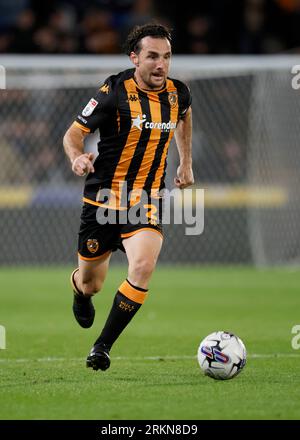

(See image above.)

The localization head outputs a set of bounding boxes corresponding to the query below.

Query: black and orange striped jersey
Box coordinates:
[74,68,191,208]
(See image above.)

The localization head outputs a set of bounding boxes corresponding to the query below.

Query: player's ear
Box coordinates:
[130,51,139,67]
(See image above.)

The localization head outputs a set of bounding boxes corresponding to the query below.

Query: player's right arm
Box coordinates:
[64,76,117,177]
[63,123,95,177]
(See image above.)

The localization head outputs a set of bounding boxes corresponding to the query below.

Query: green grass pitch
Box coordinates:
[0,266,299,420]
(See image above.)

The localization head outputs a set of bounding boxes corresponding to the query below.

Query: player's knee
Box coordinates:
[130,259,155,282]
[81,279,103,296]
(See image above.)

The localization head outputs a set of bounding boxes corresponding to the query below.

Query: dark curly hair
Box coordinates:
[124,23,172,56]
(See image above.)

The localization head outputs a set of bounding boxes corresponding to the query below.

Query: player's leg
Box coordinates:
[73,202,117,329]
[71,251,111,329]
[124,230,163,289]
[74,251,112,295]
[87,230,162,371]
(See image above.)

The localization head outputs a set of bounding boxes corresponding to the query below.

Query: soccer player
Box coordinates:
[63,23,194,371]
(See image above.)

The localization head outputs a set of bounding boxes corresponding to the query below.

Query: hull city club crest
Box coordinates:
[82,98,98,117]
[87,238,99,254]
[168,92,178,108]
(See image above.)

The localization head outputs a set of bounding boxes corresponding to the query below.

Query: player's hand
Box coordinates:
[71,153,95,177]
[174,164,194,189]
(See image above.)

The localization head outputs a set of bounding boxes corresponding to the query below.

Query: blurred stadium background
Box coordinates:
[1,0,300,267]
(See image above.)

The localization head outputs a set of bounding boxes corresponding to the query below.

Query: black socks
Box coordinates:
[94,279,148,350]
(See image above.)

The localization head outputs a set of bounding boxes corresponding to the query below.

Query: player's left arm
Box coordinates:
[174,106,194,189]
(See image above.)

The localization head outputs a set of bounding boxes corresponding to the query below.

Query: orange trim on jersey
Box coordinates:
[118,280,148,304]
[121,227,163,239]
[83,197,127,211]
[111,78,142,199]
[151,79,179,191]
[73,121,91,133]
[131,93,162,193]
[78,251,111,261]
[133,78,167,94]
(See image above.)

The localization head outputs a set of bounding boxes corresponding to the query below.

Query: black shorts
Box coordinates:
[78,202,163,261]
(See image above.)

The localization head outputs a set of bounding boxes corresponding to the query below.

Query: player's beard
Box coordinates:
[150,71,166,89]
[140,70,166,90]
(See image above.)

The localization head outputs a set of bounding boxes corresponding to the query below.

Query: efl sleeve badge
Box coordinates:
[82,98,99,117]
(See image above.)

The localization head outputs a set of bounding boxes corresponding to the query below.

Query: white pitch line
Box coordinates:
[0,353,299,364]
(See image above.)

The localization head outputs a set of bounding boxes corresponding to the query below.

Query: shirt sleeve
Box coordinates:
[175,80,192,120]
[74,76,117,133]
